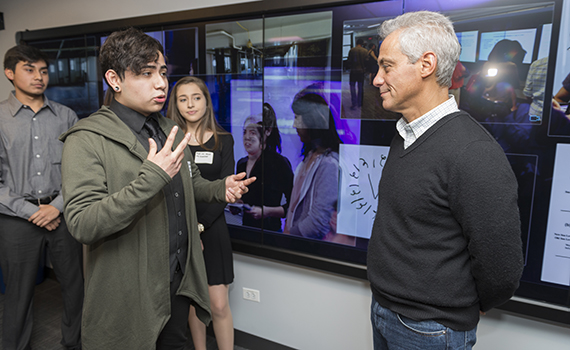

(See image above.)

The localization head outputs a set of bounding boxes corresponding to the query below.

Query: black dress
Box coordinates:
[189,133,235,285]
[236,149,294,231]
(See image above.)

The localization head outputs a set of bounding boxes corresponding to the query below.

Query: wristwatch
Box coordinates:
[197,223,205,233]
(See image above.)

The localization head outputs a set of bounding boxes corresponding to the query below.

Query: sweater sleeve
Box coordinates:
[289,156,338,239]
[61,133,172,245]
[449,140,524,312]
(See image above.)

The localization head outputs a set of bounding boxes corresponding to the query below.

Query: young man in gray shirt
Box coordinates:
[0,45,83,350]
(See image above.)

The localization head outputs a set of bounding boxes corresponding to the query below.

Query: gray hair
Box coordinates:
[378,11,460,87]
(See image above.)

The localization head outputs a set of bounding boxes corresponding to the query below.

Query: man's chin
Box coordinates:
[24,89,46,97]
[381,101,394,112]
[151,104,165,113]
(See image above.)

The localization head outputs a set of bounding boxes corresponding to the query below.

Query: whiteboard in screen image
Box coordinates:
[337,144,390,239]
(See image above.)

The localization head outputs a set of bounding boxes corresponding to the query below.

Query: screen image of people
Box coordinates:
[235,103,294,232]
[283,91,342,240]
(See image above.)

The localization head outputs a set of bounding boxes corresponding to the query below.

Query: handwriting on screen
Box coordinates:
[348,155,386,214]
[338,144,390,239]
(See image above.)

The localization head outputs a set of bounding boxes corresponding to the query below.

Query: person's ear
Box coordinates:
[420,51,437,79]
[4,68,14,82]
[105,69,122,92]
[264,128,272,138]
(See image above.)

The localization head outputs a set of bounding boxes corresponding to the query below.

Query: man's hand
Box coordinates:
[147,126,192,178]
[29,204,61,229]
[44,217,62,231]
[225,173,256,203]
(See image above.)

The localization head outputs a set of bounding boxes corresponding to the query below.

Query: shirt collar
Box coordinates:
[7,90,54,116]
[396,96,459,149]
[109,98,157,134]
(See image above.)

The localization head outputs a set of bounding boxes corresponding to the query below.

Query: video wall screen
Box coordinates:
[22,0,570,317]
[479,29,537,64]
[456,31,478,63]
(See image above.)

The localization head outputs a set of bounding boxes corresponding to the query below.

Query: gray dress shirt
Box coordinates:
[0,92,78,219]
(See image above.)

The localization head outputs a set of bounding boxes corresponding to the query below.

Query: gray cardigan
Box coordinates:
[289,149,339,239]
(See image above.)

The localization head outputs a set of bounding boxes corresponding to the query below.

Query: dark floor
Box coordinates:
[0,276,248,350]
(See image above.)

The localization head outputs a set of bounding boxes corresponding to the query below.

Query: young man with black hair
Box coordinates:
[60,27,254,349]
[0,44,83,350]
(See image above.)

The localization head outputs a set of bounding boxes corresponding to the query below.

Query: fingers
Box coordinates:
[28,211,38,222]
[243,176,256,186]
[233,172,246,181]
[162,125,179,151]
[162,131,189,163]
[226,187,237,203]
[44,219,61,231]
[172,133,191,159]
[147,138,158,159]
[147,127,191,178]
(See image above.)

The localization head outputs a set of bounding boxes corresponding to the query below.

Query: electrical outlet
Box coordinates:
[242,287,261,302]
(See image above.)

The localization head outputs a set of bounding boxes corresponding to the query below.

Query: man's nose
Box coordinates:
[373,71,384,88]
[33,70,43,80]
[155,75,167,90]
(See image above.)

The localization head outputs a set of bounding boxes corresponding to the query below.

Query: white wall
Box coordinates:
[230,254,373,349]
[1,0,569,349]
[231,253,570,350]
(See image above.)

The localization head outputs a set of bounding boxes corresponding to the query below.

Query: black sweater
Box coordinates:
[367,111,524,331]
[237,150,293,231]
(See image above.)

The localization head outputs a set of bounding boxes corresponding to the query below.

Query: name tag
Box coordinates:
[195,151,214,164]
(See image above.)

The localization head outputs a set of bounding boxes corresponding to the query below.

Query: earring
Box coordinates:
[114,86,120,91]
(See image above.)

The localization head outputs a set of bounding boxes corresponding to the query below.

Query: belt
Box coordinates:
[25,195,55,206]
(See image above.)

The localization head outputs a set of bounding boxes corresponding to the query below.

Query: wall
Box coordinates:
[1,0,569,349]
[231,253,570,350]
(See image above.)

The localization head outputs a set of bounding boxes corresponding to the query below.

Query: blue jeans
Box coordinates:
[371,298,477,350]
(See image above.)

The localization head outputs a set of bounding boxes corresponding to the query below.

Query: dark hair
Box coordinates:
[4,45,50,72]
[356,39,364,46]
[99,27,165,86]
[166,76,228,151]
[263,103,282,153]
[488,39,526,65]
[291,93,342,157]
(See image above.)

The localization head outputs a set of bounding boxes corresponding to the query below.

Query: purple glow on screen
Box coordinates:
[404,0,497,12]
[228,67,361,172]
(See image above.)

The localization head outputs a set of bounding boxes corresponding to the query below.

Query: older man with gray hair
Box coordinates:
[367,11,523,350]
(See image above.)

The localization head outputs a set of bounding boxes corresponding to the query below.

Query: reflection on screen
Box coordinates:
[537,23,552,60]
[457,31,478,63]
[479,29,537,63]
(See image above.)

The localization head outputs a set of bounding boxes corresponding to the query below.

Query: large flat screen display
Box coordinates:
[22,0,570,322]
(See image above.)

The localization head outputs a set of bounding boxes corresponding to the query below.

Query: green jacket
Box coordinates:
[60,106,226,349]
